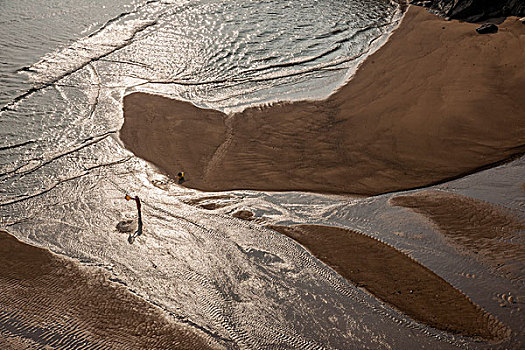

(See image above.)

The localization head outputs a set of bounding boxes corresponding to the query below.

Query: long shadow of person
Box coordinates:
[125,194,143,244]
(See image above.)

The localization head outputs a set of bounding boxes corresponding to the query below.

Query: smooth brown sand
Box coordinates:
[0,231,220,350]
[121,6,525,195]
[268,224,508,340]
[390,191,525,282]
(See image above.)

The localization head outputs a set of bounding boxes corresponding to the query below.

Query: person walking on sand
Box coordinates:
[125,194,143,244]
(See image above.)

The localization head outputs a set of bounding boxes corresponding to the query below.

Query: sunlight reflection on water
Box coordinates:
[5,1,523,348]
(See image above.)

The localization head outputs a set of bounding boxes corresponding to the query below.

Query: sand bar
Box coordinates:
[268,224,508,340]
[121,6,525,195]
[0,230,221,350]
[390,190,525,282]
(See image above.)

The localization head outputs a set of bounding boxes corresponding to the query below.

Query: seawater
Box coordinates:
[2,0,402,113]
[1,1,501,348]
[0,0,141,107]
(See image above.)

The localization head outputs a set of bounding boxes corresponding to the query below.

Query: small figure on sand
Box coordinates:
[176,171,185,184]
[125,194,143,244]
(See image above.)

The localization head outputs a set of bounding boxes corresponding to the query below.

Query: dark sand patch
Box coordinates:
[116,218,136,233]
[197,202,228,210]
[120,7,525,195]
[0,231,221,349]
[231,210,255,221]
[184,195,239,210]
[268,224,508,340]
[390,191,525,282]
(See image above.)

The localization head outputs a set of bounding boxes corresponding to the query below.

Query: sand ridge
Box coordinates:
[121,6,525,195]
[268,224,509,340]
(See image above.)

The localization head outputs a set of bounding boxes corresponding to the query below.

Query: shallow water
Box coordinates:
[0,0,142,107]
[1,0,523,349]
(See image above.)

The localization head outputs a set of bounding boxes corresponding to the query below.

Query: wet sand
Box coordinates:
[0,231,222,350]
[121,6,525,195]
[390,191,525,282]
[268,224,508,340]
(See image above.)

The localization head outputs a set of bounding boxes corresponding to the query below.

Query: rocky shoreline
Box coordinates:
[410,0,525,22]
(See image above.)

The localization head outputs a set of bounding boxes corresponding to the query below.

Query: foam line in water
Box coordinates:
[25,19,158,86]
[1,19,157,113]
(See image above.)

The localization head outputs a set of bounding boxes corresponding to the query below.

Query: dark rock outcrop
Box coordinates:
[410,0,525,22]
[476,23,499,33]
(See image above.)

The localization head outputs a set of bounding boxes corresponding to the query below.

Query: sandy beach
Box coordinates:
[0,231,221,350]
[121,5,525,195]
[117,3,525,346]
[4,1,525,348]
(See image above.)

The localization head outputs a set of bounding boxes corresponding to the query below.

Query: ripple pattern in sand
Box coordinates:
[0,231,223,350]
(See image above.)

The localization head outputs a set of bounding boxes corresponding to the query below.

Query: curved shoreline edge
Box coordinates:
[268,224,510,340]
[120,6,525,195]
